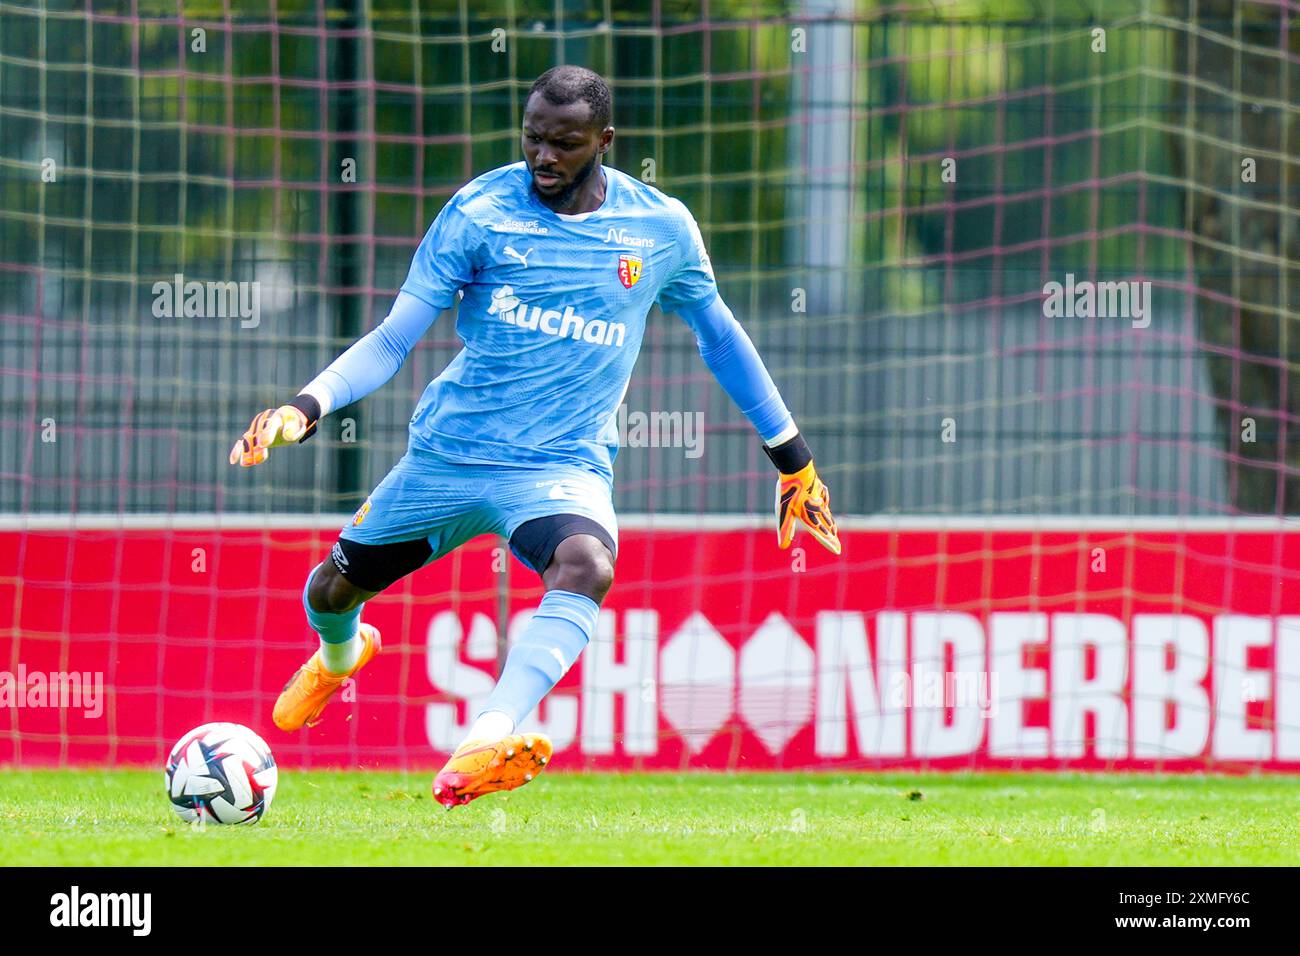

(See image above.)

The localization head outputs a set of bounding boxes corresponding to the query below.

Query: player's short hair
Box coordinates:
[527,66,612,131]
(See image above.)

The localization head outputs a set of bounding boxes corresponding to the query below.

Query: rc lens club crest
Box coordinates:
[617,253,642,289]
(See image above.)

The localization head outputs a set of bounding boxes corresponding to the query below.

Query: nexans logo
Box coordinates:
[604,227,654,248]
[487,285,627,347]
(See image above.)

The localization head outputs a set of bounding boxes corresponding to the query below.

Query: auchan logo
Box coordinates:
[488,285,626,347]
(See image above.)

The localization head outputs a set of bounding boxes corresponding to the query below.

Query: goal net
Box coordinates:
[2,0,1298,771]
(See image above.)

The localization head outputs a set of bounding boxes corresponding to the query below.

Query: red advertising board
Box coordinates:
[2,523,1299,771]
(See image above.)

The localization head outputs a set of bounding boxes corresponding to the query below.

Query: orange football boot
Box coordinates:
[272,623,381,731]
[432,734,553,809]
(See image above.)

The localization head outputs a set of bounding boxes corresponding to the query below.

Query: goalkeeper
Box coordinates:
[229,66,840,808]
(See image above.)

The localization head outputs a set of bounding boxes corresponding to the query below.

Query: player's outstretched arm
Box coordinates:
[676,294,841,555]
[227,291,440,468]
[762,431,841,556]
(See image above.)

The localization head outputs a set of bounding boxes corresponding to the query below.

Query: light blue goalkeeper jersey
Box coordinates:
[397,161,719,482]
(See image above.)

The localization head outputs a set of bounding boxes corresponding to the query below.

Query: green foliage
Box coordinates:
[1,3,1188,311]
[861,8,1183,311]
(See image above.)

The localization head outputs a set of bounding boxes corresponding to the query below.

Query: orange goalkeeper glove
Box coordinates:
[228,394,320,468]
[763,433,841,555]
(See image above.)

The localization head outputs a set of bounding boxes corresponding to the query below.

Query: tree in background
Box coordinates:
[1168,0,1300,513]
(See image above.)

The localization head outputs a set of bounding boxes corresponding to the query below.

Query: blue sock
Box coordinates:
[302,563,361,645]
[479,590,599,726]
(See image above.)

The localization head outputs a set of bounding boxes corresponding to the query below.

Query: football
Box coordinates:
[164,722,278,825]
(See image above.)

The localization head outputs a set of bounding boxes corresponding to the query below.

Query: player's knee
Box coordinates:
[308,562,366,615]
[548,535,615,603]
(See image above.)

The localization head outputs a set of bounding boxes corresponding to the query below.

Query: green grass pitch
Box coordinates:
[1,769,1297,866]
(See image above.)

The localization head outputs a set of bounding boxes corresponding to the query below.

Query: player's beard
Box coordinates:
[532,150,600,211]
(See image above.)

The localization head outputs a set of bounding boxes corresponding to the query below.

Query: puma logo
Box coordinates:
[504,245,533,268]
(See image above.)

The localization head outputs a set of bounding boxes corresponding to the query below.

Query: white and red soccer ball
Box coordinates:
[165,722,278,825]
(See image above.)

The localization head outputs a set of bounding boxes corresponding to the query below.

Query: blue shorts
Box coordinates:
[338,447,619,566]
